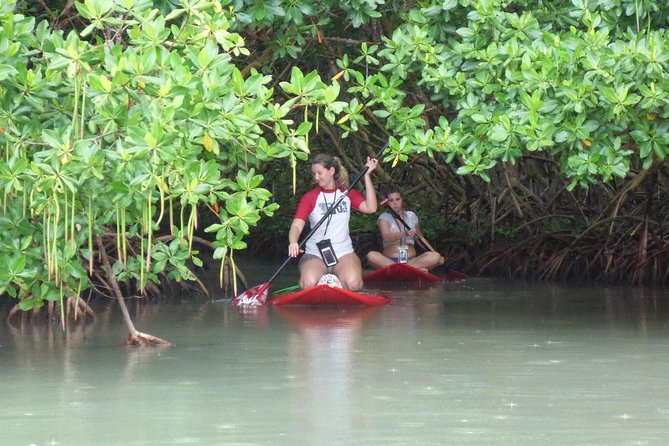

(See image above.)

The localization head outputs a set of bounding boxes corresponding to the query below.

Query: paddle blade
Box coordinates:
[444,270,467,283]
[230,283,270,306]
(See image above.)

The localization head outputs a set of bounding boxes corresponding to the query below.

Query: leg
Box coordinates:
[408,252,443,271]
[366,251,394,270]
[298,254,327,289]
[333,252,364,291]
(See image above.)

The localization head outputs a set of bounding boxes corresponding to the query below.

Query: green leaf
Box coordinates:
[0,64,19,81]
[490,125,509,142]
[600,86,619,104]
[456,27,475,38]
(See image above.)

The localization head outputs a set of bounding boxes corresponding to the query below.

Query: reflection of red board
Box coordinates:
[363,263,442,284]
[270,284,390,306]
[273,305,382,328]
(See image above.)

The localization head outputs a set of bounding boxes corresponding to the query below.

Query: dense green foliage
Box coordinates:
[227,0,669,283]
[221,0,669,283]
[0,0,342,312]
[3,0,669,318]
[230,0,669,188]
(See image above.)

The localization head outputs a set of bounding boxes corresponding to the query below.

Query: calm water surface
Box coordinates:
[2,274,669,445]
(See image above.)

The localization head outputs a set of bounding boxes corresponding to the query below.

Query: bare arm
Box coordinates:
[358,156,378,214]
[413,223,423,238]
[288,218,305,257]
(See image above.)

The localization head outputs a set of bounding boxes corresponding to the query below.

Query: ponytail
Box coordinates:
[332,156,350,188]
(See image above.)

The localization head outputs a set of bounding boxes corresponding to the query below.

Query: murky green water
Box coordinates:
[2,277,669,445]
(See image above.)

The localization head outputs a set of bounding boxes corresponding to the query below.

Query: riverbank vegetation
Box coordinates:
[235,0,669,285]
[2,0,669,342]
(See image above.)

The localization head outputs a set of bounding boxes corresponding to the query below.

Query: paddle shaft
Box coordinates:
[263,142,389,287]
[383,204,436,253]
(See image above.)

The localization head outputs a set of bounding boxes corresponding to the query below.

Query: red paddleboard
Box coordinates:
[270,284,390,306]
[363,263,443,284]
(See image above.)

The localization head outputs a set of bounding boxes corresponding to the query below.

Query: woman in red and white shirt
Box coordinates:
[288,153,378,291]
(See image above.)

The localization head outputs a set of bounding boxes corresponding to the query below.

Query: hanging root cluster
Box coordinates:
[6,296,96,326]
[455,160,669,285]
[477,225,669,285]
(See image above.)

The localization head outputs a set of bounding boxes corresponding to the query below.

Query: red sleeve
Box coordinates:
[294,188,320,221]
[348,189,365,211]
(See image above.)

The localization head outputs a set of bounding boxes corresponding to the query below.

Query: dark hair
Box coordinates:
[312,153,350,188]
[384,187,401,198]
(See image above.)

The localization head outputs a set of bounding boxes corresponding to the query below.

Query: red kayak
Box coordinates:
[270,284,390,306]
[363,263,443,284]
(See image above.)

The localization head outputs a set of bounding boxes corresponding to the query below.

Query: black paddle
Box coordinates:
[379,199,467,282]
[231,142,389,306]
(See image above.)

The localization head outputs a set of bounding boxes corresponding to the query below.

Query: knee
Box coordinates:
[341,276,363,292]
[366,251,385,268]
[428,252,443,267]
[299,276,319,289]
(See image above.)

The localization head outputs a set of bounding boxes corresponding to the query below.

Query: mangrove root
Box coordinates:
[97,234,173,347]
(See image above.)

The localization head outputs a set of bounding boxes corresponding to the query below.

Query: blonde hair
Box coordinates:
[312,153,350,188]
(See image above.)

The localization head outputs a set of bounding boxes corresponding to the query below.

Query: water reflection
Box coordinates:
[2,279,669,445]
[232,304,271,326]
[5,309,96,350]
[275,305,381,443]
